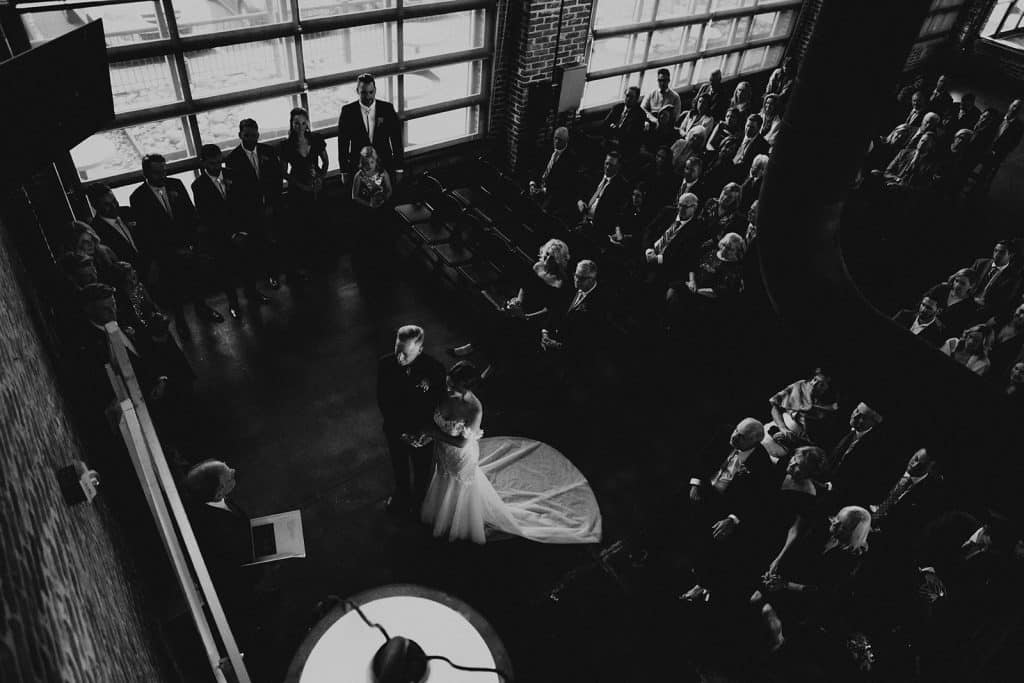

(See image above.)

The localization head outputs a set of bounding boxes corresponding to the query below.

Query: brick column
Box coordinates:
[488,0,594,173]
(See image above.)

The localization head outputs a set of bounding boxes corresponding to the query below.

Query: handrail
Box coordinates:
[103,322,251,683]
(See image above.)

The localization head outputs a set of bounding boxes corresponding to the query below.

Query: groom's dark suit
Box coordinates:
[377,351,446,510]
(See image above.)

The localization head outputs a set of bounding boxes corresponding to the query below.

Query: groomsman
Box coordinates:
[192,144,271,319]
[377,325,445,515]
[337,73,404,180]
[225,118,284,289]
[87,183,144,277]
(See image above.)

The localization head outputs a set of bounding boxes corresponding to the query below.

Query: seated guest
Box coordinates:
[1003,361,1024,403]
[694,68,727,120]
[110,260,161,341]
[892,295,947,347]
[645,146,683,208]
[677,155,708,204]
[752,506,872,652]
[826,402,894,506]
[988,303,1024,379]
[677,92,716,139]
[531,126,578,214]
[130,153,223,332]
[665,232,746,325]
[934,128,976,198]
[947,92,980,131]
[765,58,796,111]
[868,124,914,176]
[980,98,1023,184]
[906,111,942,150]
[869,448,947,544]
[681,418,779,603]
[940,324,991,376]
[744,200,759,246]
[968,107,1002,169]
[882,131,939,190]
[58,252,99,291]
[575,152,630,236]
[731,113,770,179]
[670,125,707,175]
[602,86,647,155]
[609,183,657,248]
[768,369,839,442]
[739,154,769,212]
[705,107,742,155]
[758,94,783,147]
[641,68,682,142]
[972,239,1022,319]
[641,192,702,288]
[904,90,928,129]
[927,267,980,337]
[705,182,746,238]
[87,184,144,277]
[728,80,755,126]
[65,220,119,284]
[925,74,953,119]
[703,135,742,196]
[193,144,272,319]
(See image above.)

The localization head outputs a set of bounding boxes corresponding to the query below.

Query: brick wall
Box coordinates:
[0,214,171,682]
[488,0,594,172]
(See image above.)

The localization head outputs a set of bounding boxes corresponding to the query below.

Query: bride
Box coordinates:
[420,362,602,545]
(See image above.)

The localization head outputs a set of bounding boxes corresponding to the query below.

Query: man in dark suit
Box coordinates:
[892,295,948,348]
[826,402,900,508]
[129,154,223,332]
[925,74,954,119]
[731,113,770,179]
[193,144,272,319]
[972,239,1023,320]
[601,86,647,157]
[225,118,284,289]
[677,156,709,204]
[87,183,145,276]
[870,447,947,545]
[681,418,782,602]
[575,151,630,236]
[641,192,703,291]
[337,73,404,178]
[982,98,1023,183]
[530,126,578,216]
[947,92,980,131]
[694,68,727,121]
[377,325,446,515]
[541,259,604,358]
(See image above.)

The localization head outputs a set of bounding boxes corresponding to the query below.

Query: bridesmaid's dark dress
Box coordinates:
[279,131,327,266]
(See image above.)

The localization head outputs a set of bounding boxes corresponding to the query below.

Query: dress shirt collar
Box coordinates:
[361,100,377,116]
[206,499,230,511]
[907,471,928,486]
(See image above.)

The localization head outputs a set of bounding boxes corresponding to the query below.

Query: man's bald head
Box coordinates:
[730,418,765,450]
[553,126,569,150]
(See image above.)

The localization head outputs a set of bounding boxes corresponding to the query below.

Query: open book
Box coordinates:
[244,510,305,566]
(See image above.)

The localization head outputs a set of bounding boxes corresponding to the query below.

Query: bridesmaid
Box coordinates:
[279,107,328,276]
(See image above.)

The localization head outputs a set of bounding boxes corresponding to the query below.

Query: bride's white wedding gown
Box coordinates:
[420,403,602,545]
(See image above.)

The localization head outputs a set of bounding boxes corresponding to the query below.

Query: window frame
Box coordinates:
[582,0,801,111]
[982,0,1024,42]
[15,0,495,187]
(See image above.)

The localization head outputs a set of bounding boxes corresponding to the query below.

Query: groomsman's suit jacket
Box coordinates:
[192,172,236,253]
[336,99,404,173]
[128,178,198,266]
[376,352,446,439]
[224,143,284,228]
[91,213,144,274]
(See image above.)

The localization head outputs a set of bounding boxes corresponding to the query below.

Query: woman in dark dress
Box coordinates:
[644,147,682,208]
[927,267,981,338]
[279,107,328,274]
[751,505,872,652]
[759,446,827,576]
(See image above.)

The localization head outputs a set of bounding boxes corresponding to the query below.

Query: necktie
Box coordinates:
[712,450,742,493]
[364,108,375,140]
[115,218,137,251]
[981,266,1001,298]
[543,150,560,182]
[589,177,609,212]
[876,475,913,520]
[833,430,859,472]
[734,138,751,165]
[248,149,260,179]
[654,220,682,255]
[155,187,171,215]
[618,107,630,127]
[213,175,225,198]
[906,109,917,126]
[570,290,585,310]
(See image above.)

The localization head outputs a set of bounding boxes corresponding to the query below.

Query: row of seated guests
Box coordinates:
[864,75,1022,199]
[677,370,1024,674]
[892,239,1024,391]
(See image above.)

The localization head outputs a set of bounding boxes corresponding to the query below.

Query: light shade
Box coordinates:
[287,584,511,683]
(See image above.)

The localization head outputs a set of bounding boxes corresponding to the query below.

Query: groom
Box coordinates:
[377,325,446,515]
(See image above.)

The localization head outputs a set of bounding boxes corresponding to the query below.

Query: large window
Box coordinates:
[582,0,800,110]
[17,0,494,189]
[982,1,1024,42]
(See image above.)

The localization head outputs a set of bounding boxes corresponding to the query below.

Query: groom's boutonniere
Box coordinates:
[376,116,384,129]
[416,378,431,392]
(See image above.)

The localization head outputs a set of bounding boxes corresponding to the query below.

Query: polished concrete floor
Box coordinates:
[166,80,1024,683]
